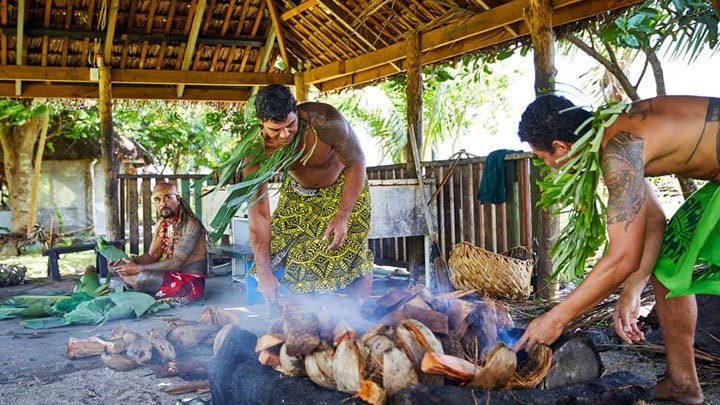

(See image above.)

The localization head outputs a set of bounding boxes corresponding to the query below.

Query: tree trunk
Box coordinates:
[28,110,50,235]
[711,0,720,20]
[524,0,559,299]
[0,115,44,234]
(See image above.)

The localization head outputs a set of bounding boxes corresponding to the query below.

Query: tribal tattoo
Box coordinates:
[310,110,364,165]
[602,132,646,232]
[627,100,652,121]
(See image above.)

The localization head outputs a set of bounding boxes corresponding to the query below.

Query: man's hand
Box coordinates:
[323,211,349,250]
[113,259,141,277]
[613,290,645,344]
[513,309,566,352]
[257,269,281,304]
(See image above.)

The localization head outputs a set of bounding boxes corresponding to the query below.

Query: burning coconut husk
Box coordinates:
[252,287,554,404]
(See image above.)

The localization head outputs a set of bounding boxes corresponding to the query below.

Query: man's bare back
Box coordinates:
[602,96,720,182]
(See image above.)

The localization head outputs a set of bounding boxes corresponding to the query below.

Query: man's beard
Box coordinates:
[159,207,176,218]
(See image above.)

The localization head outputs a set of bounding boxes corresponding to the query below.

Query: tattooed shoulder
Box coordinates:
[627,100,652,121]
[602,132,646,230]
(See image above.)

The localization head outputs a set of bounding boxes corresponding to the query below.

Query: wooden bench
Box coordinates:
[42,240,125,281]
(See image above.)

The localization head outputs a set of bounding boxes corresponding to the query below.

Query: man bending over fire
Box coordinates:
[113,181,208,303]
[243,84,374,304]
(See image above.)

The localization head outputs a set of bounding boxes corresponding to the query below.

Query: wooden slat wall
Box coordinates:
[367,153,535,264]
[117,153,536,261]
[118,174,209,255]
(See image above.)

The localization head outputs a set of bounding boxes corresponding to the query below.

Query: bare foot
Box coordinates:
[655,376,704,404]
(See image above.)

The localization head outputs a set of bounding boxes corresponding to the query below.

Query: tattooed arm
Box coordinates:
[309,104,367,250]
[516,132,665,351]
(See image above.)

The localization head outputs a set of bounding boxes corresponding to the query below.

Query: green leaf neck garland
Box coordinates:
[536,102,631,281]
[207,112,317,241]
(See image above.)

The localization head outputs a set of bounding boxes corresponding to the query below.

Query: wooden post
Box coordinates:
[294,73,308,102]
[405,31,425,282]
[97,56,121,241]
[405,32,422,177]
[524,0,558,299]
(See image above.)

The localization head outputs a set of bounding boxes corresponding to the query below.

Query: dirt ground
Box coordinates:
[1,272,719,405]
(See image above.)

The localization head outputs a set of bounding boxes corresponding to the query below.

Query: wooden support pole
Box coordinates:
[405,32,422,177]
[524,0,558,299]
[293,72,307,102]
[405,31,426,283]
[97,55,121,240]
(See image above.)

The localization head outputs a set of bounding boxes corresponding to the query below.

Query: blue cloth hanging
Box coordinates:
[477,149,522,204]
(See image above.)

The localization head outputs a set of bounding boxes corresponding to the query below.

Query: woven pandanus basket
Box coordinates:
[448,241,534,300]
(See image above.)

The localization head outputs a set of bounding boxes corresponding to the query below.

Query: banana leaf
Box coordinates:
[0,307,27,320]
[95,237,129,261]
[21,316,71,329]
[1,295,70,308]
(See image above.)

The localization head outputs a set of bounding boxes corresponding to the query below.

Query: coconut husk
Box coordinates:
[382,347,419,397]
[126,338,154,365]
[469,343,517,389]
[333,339,365,394]
[65,337,123,359]
[283,305,320,357]
[213,325,235,355]
[199,305,242,327]
[255,334,284,353]
[258,349,281,367]
[333,321,357,347]
[167,322,219,349]
[395,320,443,385]
[305,344,336,390]
[147,327,176,362]
[359,379,387,405]
[507,344,553,388]
[101,352,139,371]
[279,343,305,377]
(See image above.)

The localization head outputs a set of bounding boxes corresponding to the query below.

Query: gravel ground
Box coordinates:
[1,274,718,405]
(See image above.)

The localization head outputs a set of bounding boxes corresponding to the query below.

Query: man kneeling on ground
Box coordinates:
[113,181,208,303]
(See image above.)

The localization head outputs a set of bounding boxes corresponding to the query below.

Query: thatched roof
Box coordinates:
[0,0,642,102]
[0,132,153,164]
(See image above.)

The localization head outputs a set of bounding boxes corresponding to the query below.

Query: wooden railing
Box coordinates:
[118,153,539,266]
[367,152,537,266]
[118,174,210,255]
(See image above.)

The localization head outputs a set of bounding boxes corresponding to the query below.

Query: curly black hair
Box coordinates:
[255,84,297,122]
[518,94,592,153]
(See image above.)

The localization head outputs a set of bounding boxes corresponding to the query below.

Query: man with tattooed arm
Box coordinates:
[514,95,720,404]
[245,84,374,304]
[113,181,208,302]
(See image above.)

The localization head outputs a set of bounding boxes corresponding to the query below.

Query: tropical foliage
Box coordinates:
[317,55,516,164]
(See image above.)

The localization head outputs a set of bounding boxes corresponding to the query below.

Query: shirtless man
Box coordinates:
[514,95,720,404]
[113,182,208,302]
[247,84,374,304]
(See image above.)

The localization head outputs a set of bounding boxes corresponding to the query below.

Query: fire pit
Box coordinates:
[208,288,654,404]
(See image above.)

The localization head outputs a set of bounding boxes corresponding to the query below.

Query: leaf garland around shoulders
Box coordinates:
[536,101,631,281]
[204,97,317,241]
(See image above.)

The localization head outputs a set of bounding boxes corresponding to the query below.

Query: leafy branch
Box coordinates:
[537,102,631,280]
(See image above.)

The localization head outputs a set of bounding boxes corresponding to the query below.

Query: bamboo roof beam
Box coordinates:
[280,0,319,21]
[265,0,290,71]
[177,0,207,98]
[103,0,120,63]
[473,0,519,37]
[306,0,641,90]
[139,0,160,69]
[318,0,400,72]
